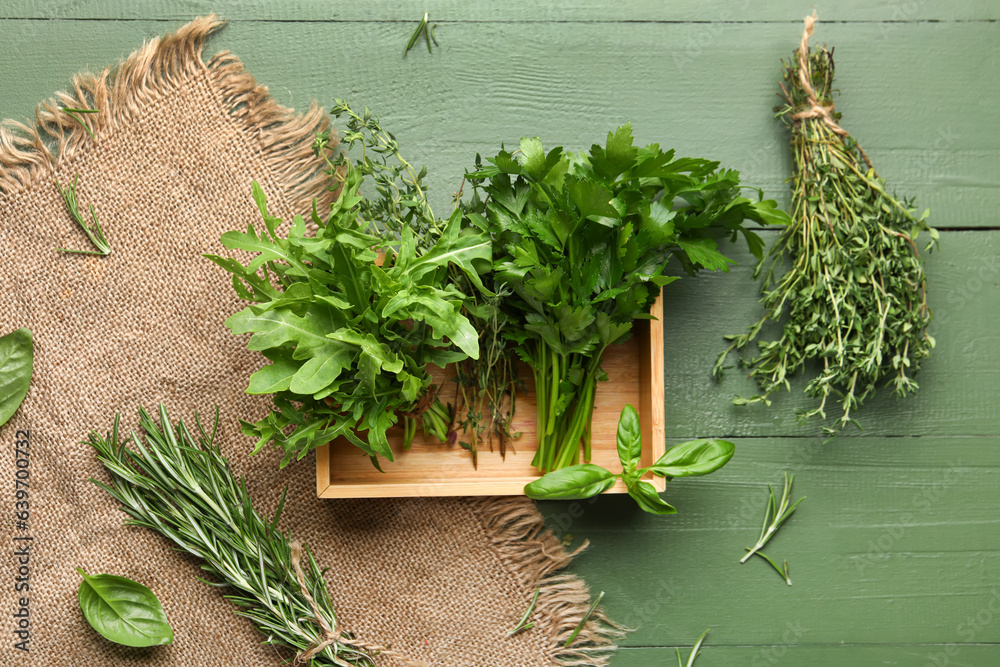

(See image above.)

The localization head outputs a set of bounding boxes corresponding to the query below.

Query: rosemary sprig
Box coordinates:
[676,629,710,667]
[403,12,439,56]
[60,106,98,139]
[506,587,540,637]
[741,473,805,572]
[87,406,376,667]
[57,175,111,256]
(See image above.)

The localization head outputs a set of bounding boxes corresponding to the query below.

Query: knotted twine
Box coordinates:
[790,12,874,169]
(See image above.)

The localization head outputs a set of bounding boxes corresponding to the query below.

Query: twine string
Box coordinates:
[790,12,849,137]
[290,543,423,667]
[290,541,343,664]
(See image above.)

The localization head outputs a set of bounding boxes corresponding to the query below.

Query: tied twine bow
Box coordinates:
[290,542,426,667]
[289,541,346,664]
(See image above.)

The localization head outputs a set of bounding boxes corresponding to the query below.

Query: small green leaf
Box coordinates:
[77,569,173,647]
[0,328,33,429]
[626,480,677,514]
[646,439,735,477]
[615,404,642,470]
[524,464,617,500]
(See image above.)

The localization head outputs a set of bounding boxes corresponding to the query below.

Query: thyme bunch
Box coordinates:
[88,406,376,666]
[315,100,521,463]
[716,16,937,432]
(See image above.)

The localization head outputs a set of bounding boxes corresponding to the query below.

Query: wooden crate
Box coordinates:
[316,293,665,498]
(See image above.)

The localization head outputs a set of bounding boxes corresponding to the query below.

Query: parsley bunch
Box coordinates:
[467,125,788,471]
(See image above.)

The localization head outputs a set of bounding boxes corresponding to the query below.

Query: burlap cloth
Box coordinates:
[0,16,620,667]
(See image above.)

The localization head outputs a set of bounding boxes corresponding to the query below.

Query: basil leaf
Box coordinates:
[615,404,642,470]
[647,439,735,477]
[77,568,173,647]
[0,328,33,429]
[626,480,677,515]
[524,464,617,500]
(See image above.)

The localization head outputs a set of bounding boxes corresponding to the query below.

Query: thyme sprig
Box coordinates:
[716,17,937,432]
[88,406,376,667]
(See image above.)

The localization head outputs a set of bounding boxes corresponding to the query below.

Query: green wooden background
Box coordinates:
[2,2,997,664]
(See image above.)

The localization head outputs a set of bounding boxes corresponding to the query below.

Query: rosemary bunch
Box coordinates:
[716,16,937,432]
[88,406,376,667]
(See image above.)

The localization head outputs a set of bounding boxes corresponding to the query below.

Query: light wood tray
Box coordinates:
[316,293,664,498]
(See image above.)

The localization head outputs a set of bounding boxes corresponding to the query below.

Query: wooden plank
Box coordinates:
[661,230,1000,438]
[539,435,1000,648]
[2,0,998,22]
[0,20,996,228]
[614,645,1000,666]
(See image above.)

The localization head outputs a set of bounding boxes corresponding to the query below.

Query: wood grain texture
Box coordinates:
[3,0,999,22]
[0,5,997,664]
[540,436,1000,648]
[662,230,1000,438]
[614,645,1000,667]
[0,19,996,228]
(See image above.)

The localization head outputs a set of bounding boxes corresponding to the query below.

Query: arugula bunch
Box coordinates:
[466,125,787,472]
[207,165,490,467]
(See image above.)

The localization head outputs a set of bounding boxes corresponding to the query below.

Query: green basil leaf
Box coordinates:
[626,480,677,515]
[615,404,642,470]
[77,568,173,647]
[524,464,616,500]
[647,439,735,477]
[0,328,33,429]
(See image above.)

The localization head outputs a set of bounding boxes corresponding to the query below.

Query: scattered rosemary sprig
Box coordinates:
[564,590,604,648]
[87,406,376,667]
[60,106,98,139]
[676,629,710,667]
[403,12,439,56]
[715,15,936,433]
[741,473,804,583]
[57,175,111,256]
[506,587,540,637]
[749,549,792,586]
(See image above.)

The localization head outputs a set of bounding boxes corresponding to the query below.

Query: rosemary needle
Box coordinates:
[676,629,710,667]
[564,590,604,648]
[506,587,540,637]
[60,106,98,139]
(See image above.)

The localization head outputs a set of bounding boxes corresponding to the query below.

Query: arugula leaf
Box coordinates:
[211,162,486,467]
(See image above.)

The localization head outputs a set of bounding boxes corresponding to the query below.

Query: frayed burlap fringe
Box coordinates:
[0,14,336,214]
[474,498,627,666]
